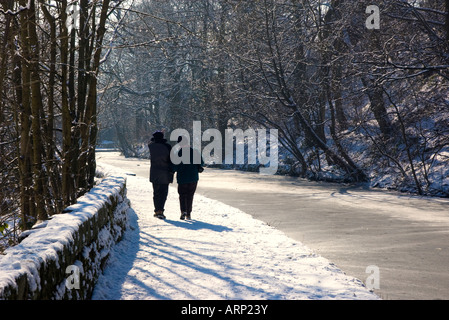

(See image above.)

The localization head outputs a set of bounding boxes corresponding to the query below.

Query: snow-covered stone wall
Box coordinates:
[0,176,130,300]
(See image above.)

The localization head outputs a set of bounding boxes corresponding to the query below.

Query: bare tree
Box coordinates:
[96,0,448,195]
[0,0,122,252]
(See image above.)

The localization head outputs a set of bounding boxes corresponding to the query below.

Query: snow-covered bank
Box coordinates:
[0,175,129,300]
[92,162,380,300]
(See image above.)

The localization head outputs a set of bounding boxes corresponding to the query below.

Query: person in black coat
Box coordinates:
[148,131,173,219]
[172,135,204,220]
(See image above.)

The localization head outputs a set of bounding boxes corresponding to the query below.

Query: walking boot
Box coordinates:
[154,210,166,219]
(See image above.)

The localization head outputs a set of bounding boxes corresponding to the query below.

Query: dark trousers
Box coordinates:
[152,183,169,212]
[178,182,197,214]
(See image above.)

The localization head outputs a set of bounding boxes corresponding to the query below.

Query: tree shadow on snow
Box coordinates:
[92,206,170,300]
[137,230,285,299]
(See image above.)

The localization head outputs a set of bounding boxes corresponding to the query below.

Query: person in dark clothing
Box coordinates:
[172,135,204,220]
[148,131,173,219]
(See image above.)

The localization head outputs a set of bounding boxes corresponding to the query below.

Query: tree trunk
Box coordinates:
[77,0,90,192]
[41,3,60,214]
[18,0,33,228]
[28,0,47,222]
[362,28,394,137]
[362,78,393,137]
[0,0,14,123]
[85,0,111,188]
[60,0,73,207]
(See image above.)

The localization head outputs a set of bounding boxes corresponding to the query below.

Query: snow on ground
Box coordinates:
[92,162,380,300]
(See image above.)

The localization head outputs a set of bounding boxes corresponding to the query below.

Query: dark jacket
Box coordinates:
[172,147,204,185]
[148,138,173,184]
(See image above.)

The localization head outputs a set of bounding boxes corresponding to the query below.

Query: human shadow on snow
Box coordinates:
[163,219,232,232]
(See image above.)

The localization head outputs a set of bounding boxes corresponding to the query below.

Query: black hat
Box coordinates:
[153,131,164,140]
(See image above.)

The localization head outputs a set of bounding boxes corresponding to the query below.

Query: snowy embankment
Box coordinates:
[92,162,380,300]
[0,175,129,300]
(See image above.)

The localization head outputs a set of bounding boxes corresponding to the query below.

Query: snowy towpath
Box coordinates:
[91,159,379,300]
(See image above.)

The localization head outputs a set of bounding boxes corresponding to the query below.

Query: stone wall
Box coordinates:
[0,175,130,300]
